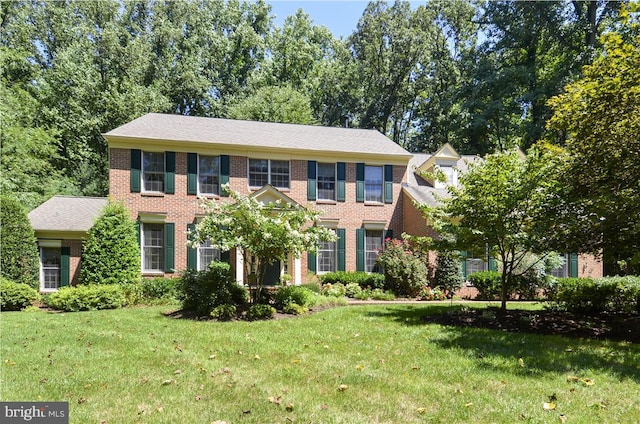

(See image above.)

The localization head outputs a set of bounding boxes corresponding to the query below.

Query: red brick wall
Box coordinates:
[109,148,408,282]
[578,253,603,278]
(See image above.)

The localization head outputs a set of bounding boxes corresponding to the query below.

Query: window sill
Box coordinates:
[364,201,385,206]
[316,199,337,205]
[198,194,220,200]
[141,192,165,197]
[142,271,166,276]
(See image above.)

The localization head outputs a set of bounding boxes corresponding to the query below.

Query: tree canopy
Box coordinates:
[546,2,640,274]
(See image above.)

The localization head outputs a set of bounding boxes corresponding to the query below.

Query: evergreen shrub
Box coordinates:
[80,202,140,285]
[179,262,248,316]
[0,196,39,288]
[0,278,40,311]
[433,250,463,295]
[45,284,125,312]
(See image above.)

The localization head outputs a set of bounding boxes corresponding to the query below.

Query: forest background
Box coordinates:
[0,0,626,210]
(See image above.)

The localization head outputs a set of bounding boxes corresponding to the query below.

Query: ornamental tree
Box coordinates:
[80,201,141,285]
[191,185,336,303]
[421,148,562,310]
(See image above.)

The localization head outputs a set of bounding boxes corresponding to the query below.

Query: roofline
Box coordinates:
[103,134,414,165]
[34,230,89,240]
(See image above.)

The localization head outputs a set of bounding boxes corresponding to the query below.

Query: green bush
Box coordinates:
[322,282,346,297]
[80,201,141,285]
[376,238,429,297]
[319,271,385,289]
[0,196,39,288]
[0,278,40,311]
[247,304,275,320]
[283,303,308,315]
[179,262,248,316]
[433,250,463,294]
[353,288,396,301]
[468,271,502,300]
[274,285,314,309]
[300,282,321,293]
[548,277,640,313]
[121,283,144,307]
[211,304,237,321]
[45,284,125,312]
[141,277,180,303]
[345,282,363,298]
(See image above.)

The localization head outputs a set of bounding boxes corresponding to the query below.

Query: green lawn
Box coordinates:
[2,303,639,423]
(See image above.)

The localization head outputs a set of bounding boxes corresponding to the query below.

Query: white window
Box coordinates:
[435,165,457,189]
[317,229,337,273]
[142,223,164,272]
[199,155,220,196]
[466,258,486,276]
[550,254,569,278]
[365,230,383,272]
[143,152,164,192]
[198,239,220,271]
[317,163,336,201]
[40,247,61,291]
[249,159,290,189]
[365,165,383,203]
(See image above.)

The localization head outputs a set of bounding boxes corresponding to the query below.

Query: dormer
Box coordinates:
[415,143,461,188]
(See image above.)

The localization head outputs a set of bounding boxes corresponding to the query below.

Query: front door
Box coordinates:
[263,260,281,286]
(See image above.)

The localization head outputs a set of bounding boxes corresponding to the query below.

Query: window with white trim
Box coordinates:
[365,230,383,272]
[142,151,164,192]
[435,164,457,189]
[199,155,220,196]
[317,229,337,273]
[40,247,60,291]
[466,257,486,276]
[249,159,290,189]
[365,165,383,203]
[142,223,164,272]
[317,163,336,201]
[198,239,220,271]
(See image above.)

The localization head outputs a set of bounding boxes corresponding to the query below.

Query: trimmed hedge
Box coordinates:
[319,271,385,289]
[548,276,640,314]
[45,284,125,312]
[467,271,502,300]
[1,278,40,311]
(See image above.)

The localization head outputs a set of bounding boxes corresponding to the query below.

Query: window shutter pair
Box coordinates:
[130,149,175,194]
[188,154,230,196]
[308,228,346,273]
[135,221,175,273]
[460,250,468,279]
[307,161,345,202]
[356,163,393,203]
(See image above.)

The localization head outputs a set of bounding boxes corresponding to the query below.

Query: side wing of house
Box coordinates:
[28,196,108,292]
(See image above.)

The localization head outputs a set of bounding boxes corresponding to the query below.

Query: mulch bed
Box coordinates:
[422,308,640,343]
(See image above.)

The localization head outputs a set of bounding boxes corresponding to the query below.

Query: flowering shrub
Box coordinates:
[322,283,346,297]
[375,238,429,297]
[418,285,447,301]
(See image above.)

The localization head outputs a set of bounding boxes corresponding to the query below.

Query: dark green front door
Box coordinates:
[263,260,281,286]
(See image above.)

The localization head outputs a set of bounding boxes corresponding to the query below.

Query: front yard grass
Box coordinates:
[1,303,639,423]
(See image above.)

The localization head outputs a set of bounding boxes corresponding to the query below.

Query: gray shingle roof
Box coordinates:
[28,196,108,232]
[103,113,412,158]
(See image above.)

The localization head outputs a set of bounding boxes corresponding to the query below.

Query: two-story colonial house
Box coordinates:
[28,113,602,292]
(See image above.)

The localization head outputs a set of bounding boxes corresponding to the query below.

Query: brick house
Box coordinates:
[27,114,602,292]
[102,113,413,286]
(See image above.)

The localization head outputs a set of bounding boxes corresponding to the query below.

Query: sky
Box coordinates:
[267,1,380,39]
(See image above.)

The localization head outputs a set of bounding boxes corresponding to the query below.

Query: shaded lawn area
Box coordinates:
[1,304,639,423]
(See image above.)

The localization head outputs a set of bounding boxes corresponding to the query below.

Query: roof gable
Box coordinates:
[250,185,299,207]
[28,196,108,237]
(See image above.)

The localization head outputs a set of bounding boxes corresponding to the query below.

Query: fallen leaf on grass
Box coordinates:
[174,369,182,375]
[292,359,301,364]
[416,408,427,414]
[337,384,349,391]
[356,364,364,371]
[268,396,282,405]
[518,358,525,368]
[543,402,556,411]
[161,379,175,386]
[465,403,473,407]
[582,378,595,386]
[559,414,567,423]
[285,403,294,411]
[253,354,261,360]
